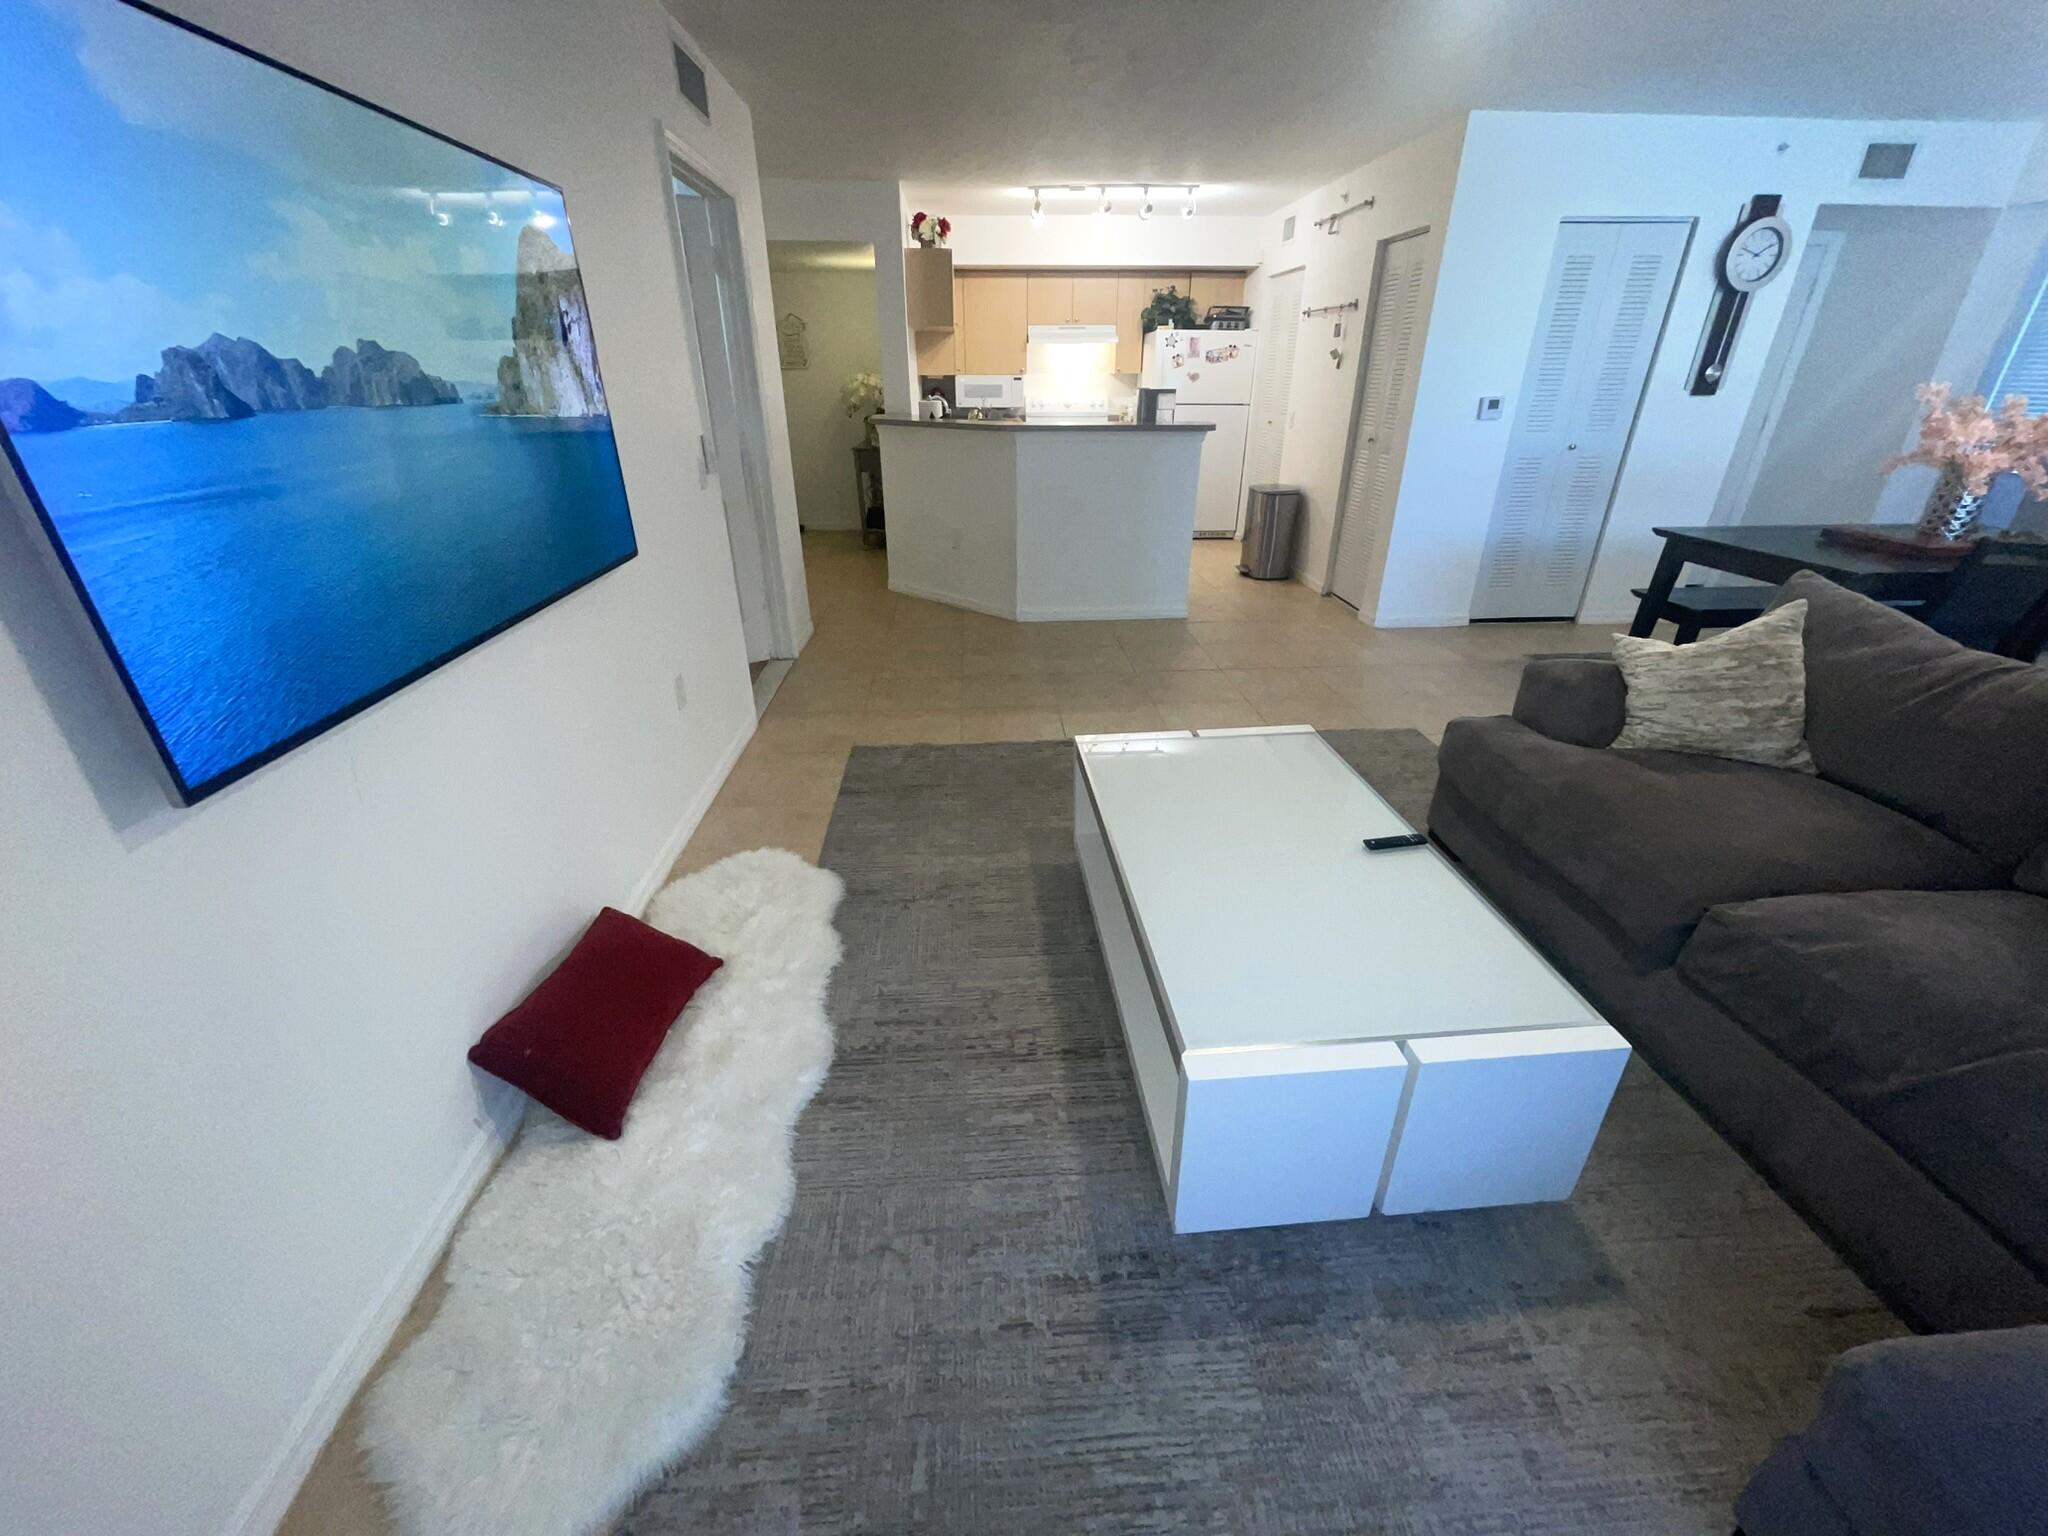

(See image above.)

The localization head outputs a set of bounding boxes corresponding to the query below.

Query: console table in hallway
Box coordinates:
[1630,524,1957,638]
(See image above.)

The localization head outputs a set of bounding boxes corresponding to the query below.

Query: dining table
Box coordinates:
[1629,523,1960,638]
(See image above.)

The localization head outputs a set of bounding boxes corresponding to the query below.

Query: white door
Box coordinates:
[1471,220,1687,620]
[1328,231,1429,611]
[1176,403,1250,536]
[1245,268,1303,491]
[672,166,782,662]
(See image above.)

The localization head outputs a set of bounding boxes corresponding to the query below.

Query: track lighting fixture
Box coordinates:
[1182,185,1197,219]
[1030,188,1043,226]
[1097,185,1112,216]
[1138,186,1153,220]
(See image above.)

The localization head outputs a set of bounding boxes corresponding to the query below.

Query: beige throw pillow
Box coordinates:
[1611,600,1815,772]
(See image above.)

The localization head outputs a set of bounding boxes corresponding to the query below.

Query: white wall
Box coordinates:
[929,211,1269,269]
[0,2,783,1531]
[761,178,917,415]
[1378,110,2040,626]
[1257,120,1468,596]
[769,265,881,530]
[1745,204,1998,526]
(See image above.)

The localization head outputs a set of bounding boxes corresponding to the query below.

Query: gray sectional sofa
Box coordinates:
[1428,571,2048,1333]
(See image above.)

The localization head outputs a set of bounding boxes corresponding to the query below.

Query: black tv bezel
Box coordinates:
[0,0,640,806]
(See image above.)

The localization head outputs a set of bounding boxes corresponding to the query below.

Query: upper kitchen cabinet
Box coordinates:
[905,246,956,331]
[960,272,1027,374]
[1071,275,1119,325]
[1025,273,1074,326]
[1190,271,1247,317]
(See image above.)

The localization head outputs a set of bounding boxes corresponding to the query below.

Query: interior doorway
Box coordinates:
[669,156,788,665]
[765,241,881,534]
[1245,266,1304,496]
[1327,229,1431,612]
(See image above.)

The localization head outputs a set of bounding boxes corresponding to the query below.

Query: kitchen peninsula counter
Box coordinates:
[874,416,1213,621]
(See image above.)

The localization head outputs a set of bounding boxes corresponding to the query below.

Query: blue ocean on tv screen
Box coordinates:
[13,407,634,789]
[0,0,639,796]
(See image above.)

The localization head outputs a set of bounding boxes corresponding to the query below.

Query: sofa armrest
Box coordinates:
[1511,658,1625,748]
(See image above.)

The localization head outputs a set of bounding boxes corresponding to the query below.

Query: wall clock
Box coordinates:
[1687,193,1793,395]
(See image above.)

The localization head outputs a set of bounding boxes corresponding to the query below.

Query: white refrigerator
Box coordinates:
[1140,329,1258,537]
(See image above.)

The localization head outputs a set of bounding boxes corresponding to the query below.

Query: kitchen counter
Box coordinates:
[875,415,1216,433]
[876,417,1206,621]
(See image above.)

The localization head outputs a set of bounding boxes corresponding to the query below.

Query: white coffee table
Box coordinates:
[1073,725,1629,1234]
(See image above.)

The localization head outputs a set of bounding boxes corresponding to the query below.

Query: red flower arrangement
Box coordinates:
[909,211,951,248]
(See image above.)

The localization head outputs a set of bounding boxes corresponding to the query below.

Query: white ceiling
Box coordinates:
[671,0,2048,214]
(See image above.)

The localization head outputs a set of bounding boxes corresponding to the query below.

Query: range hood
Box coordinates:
[1027,324,1117,344]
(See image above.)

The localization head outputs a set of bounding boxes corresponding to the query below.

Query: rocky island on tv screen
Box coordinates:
[0,0,638,801]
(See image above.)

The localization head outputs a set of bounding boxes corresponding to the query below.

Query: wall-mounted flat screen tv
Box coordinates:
[0,0,638,802]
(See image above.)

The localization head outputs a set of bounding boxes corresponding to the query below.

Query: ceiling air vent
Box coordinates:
[1282,214,1297,242]
[1858,142,1916,180]
[672,43,710,119]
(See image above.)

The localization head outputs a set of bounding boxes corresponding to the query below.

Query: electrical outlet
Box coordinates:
[1477,396,1504,421]
[672,672,689,712]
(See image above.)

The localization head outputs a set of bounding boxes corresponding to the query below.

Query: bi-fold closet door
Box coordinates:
[1470,220,1688,621]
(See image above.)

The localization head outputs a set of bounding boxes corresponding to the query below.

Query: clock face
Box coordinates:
[1724,216,1792,292]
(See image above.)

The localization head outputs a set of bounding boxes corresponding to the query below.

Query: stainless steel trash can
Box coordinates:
[1238,485,1303,580]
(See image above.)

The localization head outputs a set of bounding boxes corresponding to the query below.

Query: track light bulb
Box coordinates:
[1030,189,1043,226]
[1182,185,1197,219]
[1139,186,1153,220]
[1097,186,1112,216]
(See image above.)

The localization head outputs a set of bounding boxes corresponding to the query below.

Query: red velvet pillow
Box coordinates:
[468,907,723,1139]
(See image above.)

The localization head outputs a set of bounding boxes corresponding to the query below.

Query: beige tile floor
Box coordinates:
[281,531,1622,1533]
[668,530,1622,878]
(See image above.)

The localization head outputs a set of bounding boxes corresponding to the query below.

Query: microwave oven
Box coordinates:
[954,374,1025,413]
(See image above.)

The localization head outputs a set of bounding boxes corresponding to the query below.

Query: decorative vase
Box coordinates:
[1916,465,1986,543]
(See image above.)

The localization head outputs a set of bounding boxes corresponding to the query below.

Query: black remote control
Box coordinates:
[1362,832,1429,852]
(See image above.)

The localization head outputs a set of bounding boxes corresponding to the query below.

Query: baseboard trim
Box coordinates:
[1015,601,1189,621]
[228,1117,512,1536]
[1372,610,1470,629]
[233,719,756,1532]
[625,719,755,915]
[886,577,1013,621]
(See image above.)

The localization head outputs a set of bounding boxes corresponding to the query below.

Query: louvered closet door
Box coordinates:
[1245,266,1304,492]
[1471,220,1686,620]
[1329,232,1428,610]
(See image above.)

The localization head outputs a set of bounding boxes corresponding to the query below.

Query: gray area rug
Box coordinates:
[620,730,1900,1536]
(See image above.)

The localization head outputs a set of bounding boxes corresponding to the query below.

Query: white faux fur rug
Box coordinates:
[360,849,844,1536]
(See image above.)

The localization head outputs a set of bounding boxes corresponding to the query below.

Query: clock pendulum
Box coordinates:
[1687,193,1794,396]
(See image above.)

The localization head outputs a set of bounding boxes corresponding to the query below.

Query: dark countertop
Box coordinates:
[875,415,1214,432]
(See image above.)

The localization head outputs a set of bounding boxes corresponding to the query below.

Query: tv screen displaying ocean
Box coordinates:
[12,403,636,794]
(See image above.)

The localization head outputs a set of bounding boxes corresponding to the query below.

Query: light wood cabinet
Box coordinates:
[1071,275,1118,325]
[1025,273,1074,326]
[960,272,1027,374]
[944,267,1249,376]
[1190,271,1247,316]
[915,314,957,375]
[904,246,955,330]
[1115,272,1150,373]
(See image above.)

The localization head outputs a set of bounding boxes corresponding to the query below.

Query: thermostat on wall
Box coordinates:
[1477,396,1504,421]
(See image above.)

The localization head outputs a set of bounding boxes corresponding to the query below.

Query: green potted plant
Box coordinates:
[1140,284,1199,335]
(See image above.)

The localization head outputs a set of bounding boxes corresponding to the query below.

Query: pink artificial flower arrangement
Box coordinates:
[1883,382,2048,497]
[909,211,951,248]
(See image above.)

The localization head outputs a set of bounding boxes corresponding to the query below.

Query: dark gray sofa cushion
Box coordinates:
[1735,1326,2048,1536]
[1435,715,2000,966]
[1681,890,2048,1278]
[1679,890,2048,1094]
[1770,571,2048,871]
[1512,657,1625,748]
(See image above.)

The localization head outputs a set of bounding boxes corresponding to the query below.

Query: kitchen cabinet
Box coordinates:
[960,272,1027,374]
[1025,273,1074,326]
[905,246,955,330]
[1115,272,1150,373]
[1071,275,1119,325]
[1190,271,1246,317]
[915,313,957,375]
